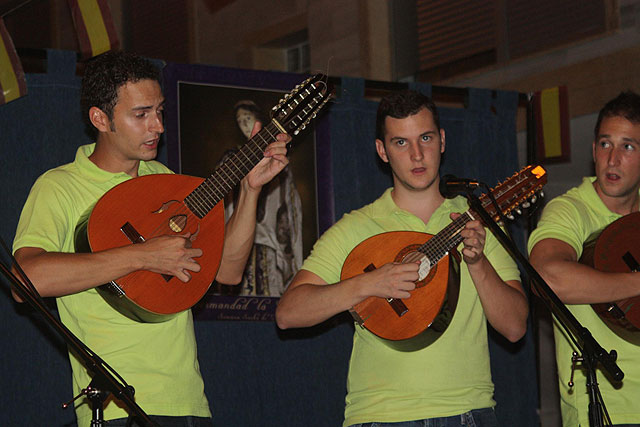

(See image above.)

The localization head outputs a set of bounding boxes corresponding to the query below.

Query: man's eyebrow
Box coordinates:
[597,133,640,144]
[388,129,437,142]
[132,100,165,111]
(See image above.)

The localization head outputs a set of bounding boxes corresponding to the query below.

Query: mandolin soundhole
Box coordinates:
[396,244,437,288]
[169,215,187,233]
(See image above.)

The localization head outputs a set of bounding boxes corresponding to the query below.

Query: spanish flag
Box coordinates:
[534,86,570,163]
[0,17,27,105]
[67,0,119,58]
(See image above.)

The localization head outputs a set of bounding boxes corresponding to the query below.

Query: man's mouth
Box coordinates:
[144,138,159,148]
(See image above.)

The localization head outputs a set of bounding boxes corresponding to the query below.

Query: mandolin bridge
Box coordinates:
[386,298,409,317]
[363,262,409,318]
[121,222,145,244]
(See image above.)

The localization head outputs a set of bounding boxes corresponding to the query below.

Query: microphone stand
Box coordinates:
[463,188,622,427]
[0,240,159,427]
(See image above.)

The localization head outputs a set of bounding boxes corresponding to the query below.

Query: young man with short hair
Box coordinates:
[276,90,528,427]
[529,91,640,426]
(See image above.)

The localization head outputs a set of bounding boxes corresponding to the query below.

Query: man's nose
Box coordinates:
[410,143,423,161]
[608,148,621,166]
[150,112,164,133]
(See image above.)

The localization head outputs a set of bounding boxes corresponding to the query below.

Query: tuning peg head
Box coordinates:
[521,201,531,208]
[530,195,537,204]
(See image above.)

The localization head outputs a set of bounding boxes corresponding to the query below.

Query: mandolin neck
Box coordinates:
[417,210,476,263]
[184,121,284,219]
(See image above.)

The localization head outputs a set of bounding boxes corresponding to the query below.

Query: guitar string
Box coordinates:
[185,122,278,217]
[175,125,274,224]
[417,213,471,265]
[190,135,263,213]
[138,121,283,249]
[190,122,276,211]
[194,124,274,212]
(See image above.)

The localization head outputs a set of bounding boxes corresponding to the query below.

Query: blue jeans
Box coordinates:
[106,416,213,427]
[349,408,498,427]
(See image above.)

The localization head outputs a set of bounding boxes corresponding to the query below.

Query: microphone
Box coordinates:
[439,174,480,198]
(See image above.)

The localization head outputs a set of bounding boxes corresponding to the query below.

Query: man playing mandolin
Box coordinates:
[529,91,640,426]
[12,51,291,426]
[276,90,528,426]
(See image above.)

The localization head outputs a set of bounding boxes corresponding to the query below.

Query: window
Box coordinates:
[286,41,310,73]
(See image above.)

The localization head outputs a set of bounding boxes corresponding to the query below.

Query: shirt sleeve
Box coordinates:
[300,213,365,285]
[527,197,587,258]
[13,174,74,254]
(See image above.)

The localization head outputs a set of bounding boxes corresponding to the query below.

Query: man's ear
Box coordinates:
[375,138,389,163]
[440,128,446,153]
[592,140,597,163]
[89,106,111,133]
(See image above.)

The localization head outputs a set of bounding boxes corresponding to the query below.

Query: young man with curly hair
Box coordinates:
[13,50,290,427]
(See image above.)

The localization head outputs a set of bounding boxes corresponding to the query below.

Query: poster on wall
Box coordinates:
[162,63,333,321]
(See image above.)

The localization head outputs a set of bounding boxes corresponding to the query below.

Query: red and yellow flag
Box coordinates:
[0,17,27,105]
[534,86,571,163]
[67,0,119,58]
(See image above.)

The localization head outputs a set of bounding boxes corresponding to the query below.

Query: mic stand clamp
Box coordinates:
[63,378,136,427]
[63,381,110,427]
[464,190,621,427]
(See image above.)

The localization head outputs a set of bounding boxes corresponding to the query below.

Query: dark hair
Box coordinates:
[594,90,640,137]
[234,100,268,125]
[80,50,161,134]
[375,90,440,141]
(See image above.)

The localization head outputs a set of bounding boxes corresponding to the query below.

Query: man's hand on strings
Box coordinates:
[450,212,486,265]
[245,121,290,191]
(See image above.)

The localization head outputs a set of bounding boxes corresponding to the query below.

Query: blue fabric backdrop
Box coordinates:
[328,77,539,426]
[0,49,89,426]
[0,51,537,426]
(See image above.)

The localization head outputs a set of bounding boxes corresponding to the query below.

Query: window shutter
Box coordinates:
[416,0,497,70]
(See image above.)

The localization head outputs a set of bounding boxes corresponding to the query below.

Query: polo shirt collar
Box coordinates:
[371,188,403,218]
[371,187,466,228]
[578,176,637,219]
[75,143,146,183]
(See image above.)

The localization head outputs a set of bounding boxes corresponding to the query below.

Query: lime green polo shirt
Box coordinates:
[302,188,521,426]
[14,144,211,425]
[528,177,640,426]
